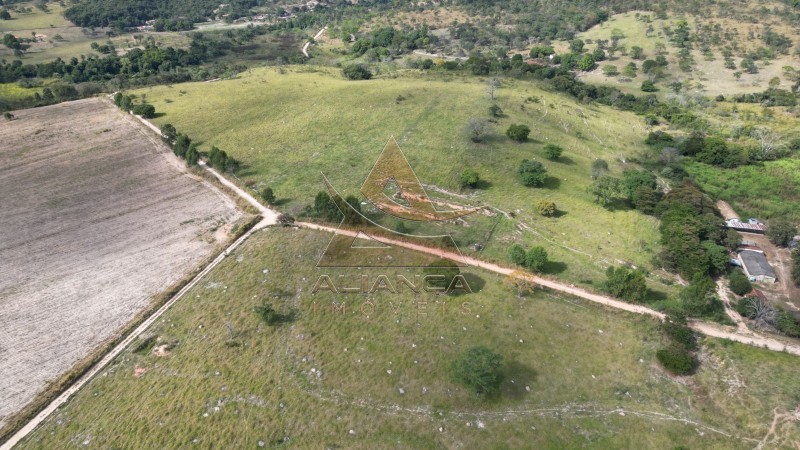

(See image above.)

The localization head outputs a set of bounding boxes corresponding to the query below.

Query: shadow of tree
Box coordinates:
[502,360,538,400]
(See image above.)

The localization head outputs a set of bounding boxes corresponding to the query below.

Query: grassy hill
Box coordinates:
[134,66,676,299]
[16,228,800,448]
[571,10,798,97]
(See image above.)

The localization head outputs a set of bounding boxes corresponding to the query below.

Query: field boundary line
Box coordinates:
[0,216,268,449]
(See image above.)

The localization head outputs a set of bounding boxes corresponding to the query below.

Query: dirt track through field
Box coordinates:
[0,99,241,433]
[120,111,800,358]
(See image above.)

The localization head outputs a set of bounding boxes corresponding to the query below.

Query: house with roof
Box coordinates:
[738,249,777,283]
[725,217,766,234]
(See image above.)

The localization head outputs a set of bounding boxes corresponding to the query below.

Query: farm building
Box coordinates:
[725,218,766,234]
[738,250,777,283]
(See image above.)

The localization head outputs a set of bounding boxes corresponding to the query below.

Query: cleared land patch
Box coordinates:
[0,98,242,431]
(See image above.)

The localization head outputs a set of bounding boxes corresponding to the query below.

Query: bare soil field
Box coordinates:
[0,98,242,431]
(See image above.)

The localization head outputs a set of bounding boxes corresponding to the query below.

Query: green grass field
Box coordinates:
[133,66,678,299]
[686,157,800,222]
[17,228,800,448]
[0,82,40,101]
[0,2,71,31]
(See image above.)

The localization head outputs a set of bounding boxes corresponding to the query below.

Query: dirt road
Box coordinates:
[130,109,800,358]
[302,26,327,57]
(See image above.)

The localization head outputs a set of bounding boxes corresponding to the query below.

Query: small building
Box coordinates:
[726,218,766,234]
[738,250,777,283]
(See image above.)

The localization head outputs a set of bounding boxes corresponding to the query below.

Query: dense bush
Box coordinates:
[509,244,527,266]
[661,318,696,350]
[656,344,693,375]
[451,346,504,396]
[543,144,563,160]
[537,200,556,216]
[729,269,752,296]
[342,64,373,80]
[131,103,156,118]
[460,168,480,188]
[767,219,797,247]
[604,266,647,302]
[776,311,800,337]
[313,191,341,222]
[525,246,548,273]
[655,183,726,279]
[517,160,547,187]
[423,259,460,290]
[506,124,531,142]
[260,187,276,205]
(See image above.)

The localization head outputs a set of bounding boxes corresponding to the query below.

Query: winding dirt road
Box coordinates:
[302,26,327,57]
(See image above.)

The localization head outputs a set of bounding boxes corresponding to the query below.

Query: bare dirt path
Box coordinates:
[127,110,800,358]
[302,26,327,57]
[716,280,750,333]
[412,50,466,61]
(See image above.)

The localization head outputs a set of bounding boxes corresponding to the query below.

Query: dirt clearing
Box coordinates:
[0,98,241,430]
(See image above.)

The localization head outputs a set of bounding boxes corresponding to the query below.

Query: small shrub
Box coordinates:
[543,144,563,160]
[451,346,504,396]
[537,200,556,216]
[506,124,531,142]
[525,246,548,273]
[277,214,295,226]
[656,344,693,375]
[460,168,480,188]
[509,245,527,265]
[342,64,373,80]
[729,269,752,296]
[517,159,547,187]
[661,318,696,350]
[261,187,276,205]
[131,103,156,118]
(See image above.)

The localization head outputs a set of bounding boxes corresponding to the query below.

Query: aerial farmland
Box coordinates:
[0,98,244,432]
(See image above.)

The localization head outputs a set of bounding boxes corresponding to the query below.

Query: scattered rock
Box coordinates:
[258,440,265,447]
[386,369,392,375]
[398,388,405,394]
[525,386,531,392]
[477,421,485,429]
[348,429,355,435]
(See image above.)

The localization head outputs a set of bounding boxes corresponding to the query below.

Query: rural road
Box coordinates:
[412,50,466,61]
[298,221,800,356]
[6,103,800,449]
[302,26,327,57]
